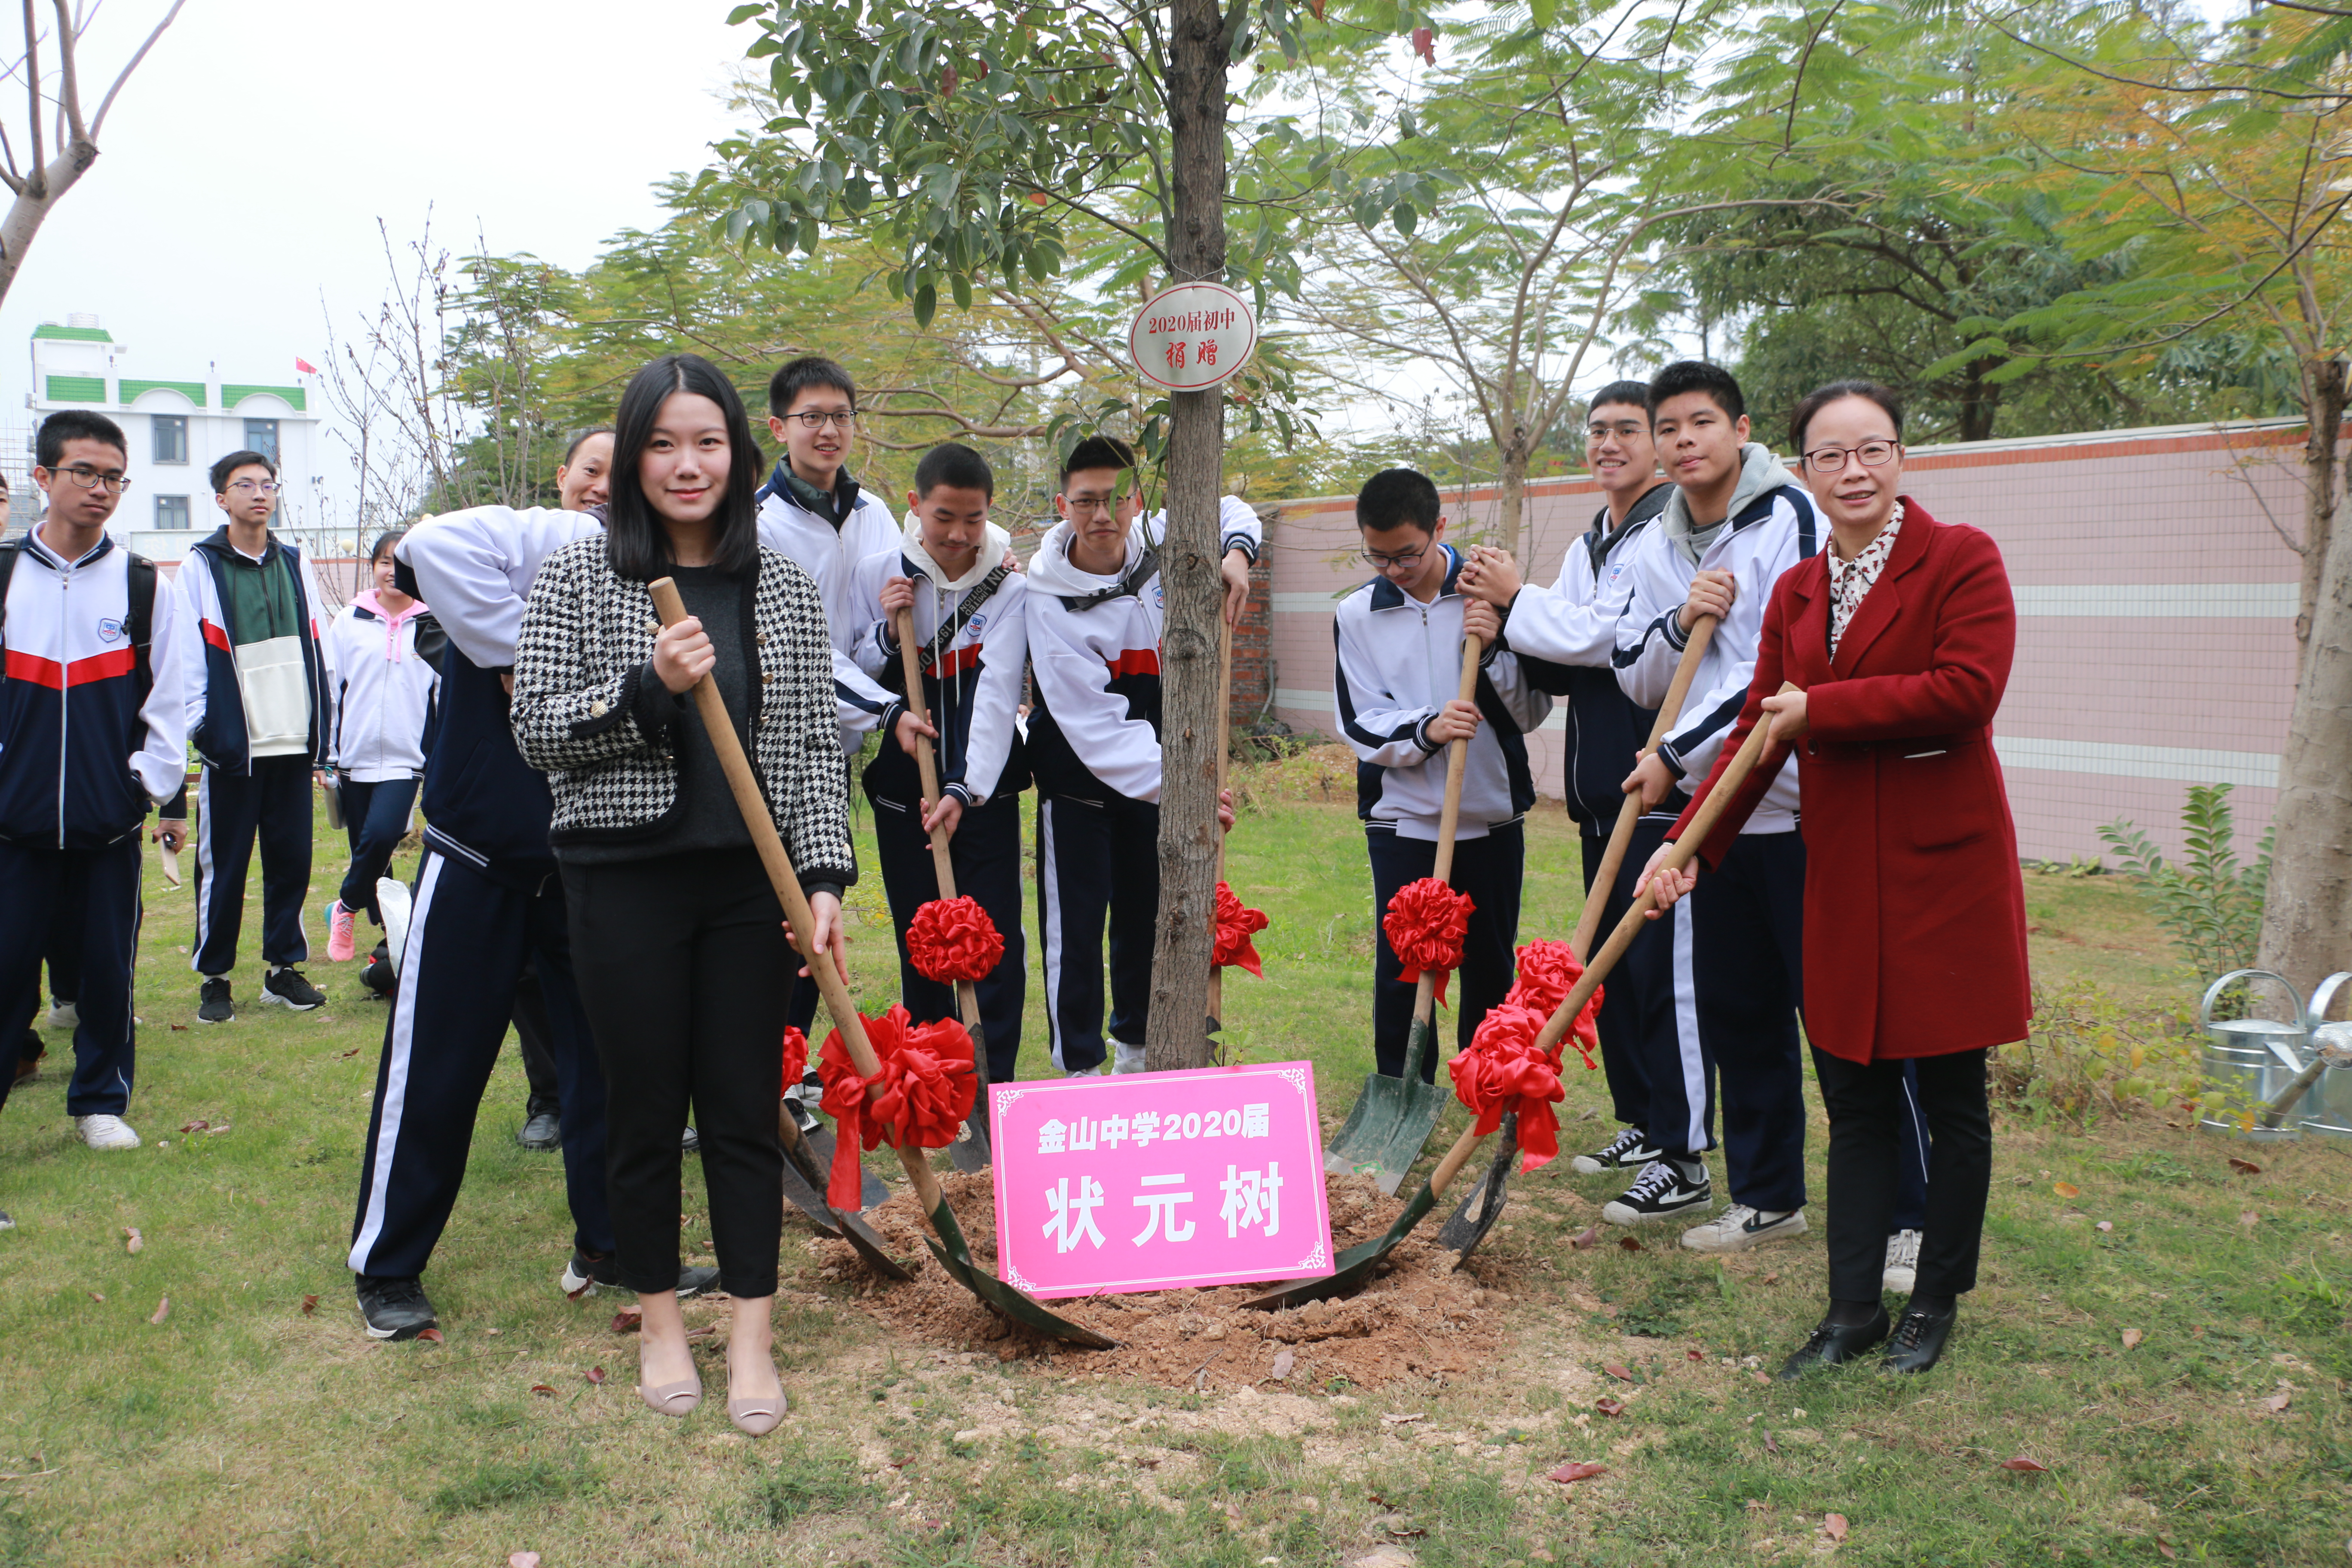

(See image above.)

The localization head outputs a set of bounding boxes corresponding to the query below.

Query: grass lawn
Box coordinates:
[0,759,2345,1567]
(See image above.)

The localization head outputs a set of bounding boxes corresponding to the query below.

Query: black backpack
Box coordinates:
[0,536,159,701]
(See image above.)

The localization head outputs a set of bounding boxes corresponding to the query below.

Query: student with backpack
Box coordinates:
[0,410,191,1169]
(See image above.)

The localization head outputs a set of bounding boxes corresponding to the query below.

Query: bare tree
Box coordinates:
[0,0,186,305]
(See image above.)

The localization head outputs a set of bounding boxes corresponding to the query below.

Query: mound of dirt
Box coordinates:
[809,1170,1505,1390]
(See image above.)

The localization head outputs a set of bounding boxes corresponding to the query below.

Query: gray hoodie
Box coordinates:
[1660,443,1804,567]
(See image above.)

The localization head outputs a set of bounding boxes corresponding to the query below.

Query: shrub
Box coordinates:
[1992,980,2233,1127]
[2098,783,2270,997]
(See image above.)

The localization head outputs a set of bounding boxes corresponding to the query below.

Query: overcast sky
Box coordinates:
[0,0,751,500]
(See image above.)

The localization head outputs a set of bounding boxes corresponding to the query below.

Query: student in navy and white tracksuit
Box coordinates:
[1605,362,1820,1248]
[1025,438,1261,1076]
[1334,471,1551,1081]
[0,410,190,1155]
[846,447,1029,1090]
[318,531,438,960]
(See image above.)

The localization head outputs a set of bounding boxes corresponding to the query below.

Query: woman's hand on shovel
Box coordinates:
[1635,842,1697,916]
[1217,787,1237,834]
[797,891,851,984]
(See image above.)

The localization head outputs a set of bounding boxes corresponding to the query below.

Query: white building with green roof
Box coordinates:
[27,313,328,565]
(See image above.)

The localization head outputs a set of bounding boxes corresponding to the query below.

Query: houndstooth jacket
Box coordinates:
[508,537,855,887]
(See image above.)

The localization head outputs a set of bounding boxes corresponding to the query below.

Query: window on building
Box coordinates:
[243,418,279,464]
[155,495,190,530]
[152,413,188,464]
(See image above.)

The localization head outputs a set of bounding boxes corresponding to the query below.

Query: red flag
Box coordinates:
[294,357,319,374]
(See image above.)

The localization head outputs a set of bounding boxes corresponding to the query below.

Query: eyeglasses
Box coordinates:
[228,479,281,496]
[1802,440,1900,474]
[1063,495,1124,518]
[783,409,857,430]
[55,464,131,493]
[1587,420,1648,441]
[1360,545,1428,570]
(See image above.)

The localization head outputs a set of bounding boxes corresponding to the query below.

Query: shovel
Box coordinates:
[894,605,992,1173]
[1323,632,1486,1194]
[652,579,1113,1350]
[776,1102,915,1281]
[1439,616,1721,1257]
[1246,690,1790,1311]
[1208,617,1235,1054]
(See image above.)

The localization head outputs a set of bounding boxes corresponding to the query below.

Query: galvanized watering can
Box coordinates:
[2295,972,2352,1139]
[2199,970,2312,1141]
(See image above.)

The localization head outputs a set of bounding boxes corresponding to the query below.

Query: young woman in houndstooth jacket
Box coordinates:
[510,354,854,1435]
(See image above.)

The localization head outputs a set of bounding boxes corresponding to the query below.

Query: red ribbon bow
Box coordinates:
[780,1026,809,1095]
[1449,1003,1568,1171]
[1501,941,1604,1072]
[1382,876,1475,1005]
[1213,880,1269,977]
[815,1005,978,1210]
[906,895,1004,986]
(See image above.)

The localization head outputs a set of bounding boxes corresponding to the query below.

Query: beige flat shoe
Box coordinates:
[637,1355,702,1417]
[725,1350,786,1436]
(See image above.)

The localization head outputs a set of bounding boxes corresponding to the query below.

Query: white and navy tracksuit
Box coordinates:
[1611,445,1821,1211]
[347,508,616,1282]
[847,520,1029,1087]
[0,530,189,1118]
[1494,484,1669,1128]
[1026,497,1263,1073]
[177,527,333,976]
[1334,546,1553,1081]
[322,591,438,924]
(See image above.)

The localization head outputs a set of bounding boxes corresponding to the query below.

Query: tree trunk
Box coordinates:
[0,141,98,306]
[1143,0,1231,1072]
[1957,359,2000,443]
[1496,441,1528,560]
[2256,357,2351,990]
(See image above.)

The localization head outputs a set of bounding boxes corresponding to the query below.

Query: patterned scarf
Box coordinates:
[1827,500,1904,657]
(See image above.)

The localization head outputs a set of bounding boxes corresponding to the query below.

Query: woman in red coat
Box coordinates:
[1640,380,2029,1377]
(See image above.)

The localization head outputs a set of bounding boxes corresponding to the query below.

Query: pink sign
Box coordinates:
[991,1061,1335,1299]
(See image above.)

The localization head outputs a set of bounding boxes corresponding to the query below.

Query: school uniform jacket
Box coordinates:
[847,518,1028,808]
[1671,499,2030,1062]
[322,590,438,783]
[1494,484,1668,827]
[754,462,903,753]
[179,525,332,772]
[1332,545,1553,840]
[1611,445,1819,833]
[1024,495,1264,805]
[0,530,190,848]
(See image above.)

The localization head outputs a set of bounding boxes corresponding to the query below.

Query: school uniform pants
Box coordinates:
[1582,820,1668,1132]
[871,790,1025,1089]
[18,887,86,1067]
[336,775,417,924]
[566,851,791,1300]
[1812,1047,1991,1300]
[1367,820,1524,1083]
[0,836,140,1118]
[1639,828,1808,1213]
[1036,792,1159,1074]
[192,756,313,975]
[348,848,614,1281]
[510,964,563,1119]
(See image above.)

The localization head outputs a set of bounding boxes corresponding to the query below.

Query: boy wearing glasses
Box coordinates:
[166,449,333,1022]
[0,410,191,1159]
[1333,469,1550,1084]
[1604,361,1820,1252]
[1024,436,1258,1076]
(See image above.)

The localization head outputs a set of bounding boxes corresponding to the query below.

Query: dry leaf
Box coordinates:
[1569,1225,1602,1250]
[2263,1391,2291,1413]
[2095,1220,2113,1233]
[585,1366,608,1386]
[149,1296,169,1325]
[89,1292,104,1302]
[179,1119,209,1134]
[416,1327,444,1343]
[2000,1457,2049,1473]
[1617,1235,1645,1253]
[1605,1364,1635,1383]
[300,1294,319,1316]
[1761,1272,1780,1285]
[2228,1158,2261,1175]
[1686,1349,1704,1361]
[609,1310,640,1334]
[1596,1397,1625,1418]
[2239,1209,2260,1227]
[1379,1413,1424,1426]
[1823,1513,1850,1543]
[339,1047,362,1060]
[1764,1429,1780,1455]
[530,1384,557,1396]
[2052,1181,2080,1198]
[509,1555,542,1568]
[2120,1329,2143,1351]
[1752,1370,1772,1385]
[1272,1348,1295,1380]
[123,1226,142,1254]
[168,1022,187,1031]
[1546,1461,1606,1484]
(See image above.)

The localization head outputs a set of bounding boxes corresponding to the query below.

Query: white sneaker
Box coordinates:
[45,1000,78,1031]
[1883,1228,1923,1293]
[376,877,413,977]
[1680,1203,1808,1253]
[1064,1064,1105,1078]
[74,1114,142,1151]
[1112,1041,1148,1075]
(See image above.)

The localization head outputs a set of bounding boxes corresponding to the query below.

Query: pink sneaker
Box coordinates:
[325,900,358,962]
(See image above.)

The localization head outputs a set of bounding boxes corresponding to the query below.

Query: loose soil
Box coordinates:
[810,1170,1508,1390]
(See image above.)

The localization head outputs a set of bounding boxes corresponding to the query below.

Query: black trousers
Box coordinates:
[336,775,417,923]
[1036,792,1161,1073]
[871,790,1025,1088]
[509,964,563,1118]
[192,756,313,974]
[0,836,141,1118]
[1366,820,1524,1083]
[1581,820,1668,1131]
[566,851,791,1299]
[1812,1046,1991,1300]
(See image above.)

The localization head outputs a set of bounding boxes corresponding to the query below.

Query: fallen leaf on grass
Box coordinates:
[123,1226,143,1254]
[530,1384,556,1396]
[1605,1364,1635,1383]
[2095,1220,2113,1233]
[1378,1414,1424,1426]
[1272,1348,1295,1381]
[1595,1397,1625,1418]
[2120,1329,2143,1351]
[1752,1370,1772,1385]
[509,1554,542,1568]
[300,1294,319,1316]
[2239,1210,2260,1228]
[2052,1181,2079,1198]
[2228,1158,2261,1175]
[1687,1349,1704,1361]
[1387,1525,1428,1540]
[1617,1235,1645,1253]
[416,1328,444,1344]
[1822,1513,1850,1543]
[89,1292,104,1302]
[1764,1429,1780,1455]
[609,1310,640,1334]
[339,1048,362,1060]
[2000,1457,2049,1473]
[168,1023,187,1032]
[179,1119,210,1134]
[2263,1391,2291,1413]
[1761,1272,1779,1285]
[585,1366,607,1386]
[1546,1461,1607,1485]
[1568,1225,1601,1250]
[149,1297,168,1325]
[2157,1538,2176,1559]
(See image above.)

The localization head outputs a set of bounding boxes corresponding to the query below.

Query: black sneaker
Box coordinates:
[261,967,327,1011]
[1601,1158,1713,1225]
[681,1124,701,1155]
[559,1249,720,1301]
[197,976,235,1024]
[356,1274,438,1341]
[516,1110,562,1151]
[1572,1126,1660,1175]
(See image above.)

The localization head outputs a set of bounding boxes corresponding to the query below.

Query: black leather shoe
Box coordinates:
[1778,1308,1890,1379]
[516,1110,562,1151]
[1883,1305,1956,1374]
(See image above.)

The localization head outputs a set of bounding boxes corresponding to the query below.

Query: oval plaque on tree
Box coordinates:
[1128,281,1258,392]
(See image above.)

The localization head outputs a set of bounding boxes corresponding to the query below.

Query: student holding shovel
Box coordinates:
[1640,379,2025,1376]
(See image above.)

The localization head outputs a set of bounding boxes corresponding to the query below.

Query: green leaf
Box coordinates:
[913,282,938,328]
[726,2,768,22]
[950,271,974,309]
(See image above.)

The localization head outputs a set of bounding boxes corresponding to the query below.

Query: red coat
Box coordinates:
[1672,499,2030,1063]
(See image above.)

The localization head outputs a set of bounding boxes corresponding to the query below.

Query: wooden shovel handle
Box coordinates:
[1432,633,1486,885]
[893,604,961,900]
[649,579,948,1216]
[1568,615,1718,962]
[1537,682,1794,1056]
